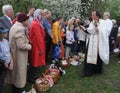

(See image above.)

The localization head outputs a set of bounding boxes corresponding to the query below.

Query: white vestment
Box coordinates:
[87,19,109,64]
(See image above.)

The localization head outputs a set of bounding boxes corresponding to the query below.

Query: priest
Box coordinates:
[81,11,109,76]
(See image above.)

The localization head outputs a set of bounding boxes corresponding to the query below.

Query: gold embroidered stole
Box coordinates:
[87,34,98,64]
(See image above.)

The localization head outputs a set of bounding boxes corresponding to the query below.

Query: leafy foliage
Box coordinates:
[41,0,107,20]
[0,0,120,24]
[41,0,82,19]
[105,0,120,25]
[0,0,44,17]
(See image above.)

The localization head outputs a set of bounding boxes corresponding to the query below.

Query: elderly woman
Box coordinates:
[9,13,31,93]
[29,9,46,82]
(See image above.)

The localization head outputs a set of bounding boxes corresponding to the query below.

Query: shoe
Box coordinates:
[62,70,66,75]
[118,61,120,63]
[55,58,59,62]
[80,73,92,77]
[29,75,39,83]
[13,86,25,93]
[52,60,56,64]
[59,67,66,75]
[22,91,26,93]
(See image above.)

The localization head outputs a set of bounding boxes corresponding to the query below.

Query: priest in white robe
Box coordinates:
[81,11,109,76]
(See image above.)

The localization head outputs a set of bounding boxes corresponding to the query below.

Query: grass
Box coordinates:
[4,54,120,93]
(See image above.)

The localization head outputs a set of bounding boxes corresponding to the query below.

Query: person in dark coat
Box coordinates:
[0,4,14,40]
[42,9,52,63]
[109,19,118,53]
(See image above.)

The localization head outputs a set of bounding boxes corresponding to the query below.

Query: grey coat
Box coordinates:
[0,16,12,30]
[0,16,12,40]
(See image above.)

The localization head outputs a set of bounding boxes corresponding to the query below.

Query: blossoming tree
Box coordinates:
[41,0,107,19]
[41,0,83,19]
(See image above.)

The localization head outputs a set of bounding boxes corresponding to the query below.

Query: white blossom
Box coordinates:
[42,0,82,19]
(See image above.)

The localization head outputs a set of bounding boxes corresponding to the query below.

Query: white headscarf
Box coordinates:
[33,9,44,28]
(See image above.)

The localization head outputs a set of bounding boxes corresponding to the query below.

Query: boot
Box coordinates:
[12,85,17,93]
[34,67,39,79]
[29,66,35,83]
[29,66,39,83]
[12,85,25,93]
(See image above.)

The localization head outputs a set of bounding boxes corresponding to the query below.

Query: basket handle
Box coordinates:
[28,84,36,93]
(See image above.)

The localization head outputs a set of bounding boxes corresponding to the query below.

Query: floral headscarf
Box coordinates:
[33,9,44,28]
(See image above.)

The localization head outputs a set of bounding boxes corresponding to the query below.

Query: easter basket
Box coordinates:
[61,59,70,69]
[45,66,60,83]
[35,78,50,92]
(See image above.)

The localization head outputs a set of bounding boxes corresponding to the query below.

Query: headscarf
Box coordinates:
[33,9,44,28]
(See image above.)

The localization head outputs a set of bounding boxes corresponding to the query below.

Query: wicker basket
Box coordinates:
[68,56,75,62]
[45,67,60,83]
[35,78,50,92]
[61,59,70,69]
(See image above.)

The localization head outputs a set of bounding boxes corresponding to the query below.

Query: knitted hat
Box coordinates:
[17,13,29,22]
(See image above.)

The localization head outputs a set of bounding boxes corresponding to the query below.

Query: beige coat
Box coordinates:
[9,22,31,88]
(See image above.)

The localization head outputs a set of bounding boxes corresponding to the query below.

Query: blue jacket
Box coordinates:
[0,47,5,63]
[42,18,51,36]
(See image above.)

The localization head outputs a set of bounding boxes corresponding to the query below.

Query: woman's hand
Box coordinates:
[71,40,75,43]
[8,62,13,70]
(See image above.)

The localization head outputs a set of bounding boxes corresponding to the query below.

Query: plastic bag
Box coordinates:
[52,45,60,59]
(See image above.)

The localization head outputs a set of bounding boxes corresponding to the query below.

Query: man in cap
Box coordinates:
[0,26,11,93]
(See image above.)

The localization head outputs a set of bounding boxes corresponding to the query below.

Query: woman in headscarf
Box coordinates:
[29,9,46,82]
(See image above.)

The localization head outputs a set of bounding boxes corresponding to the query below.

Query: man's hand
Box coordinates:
[95,26,99,32]
[80,25,86,30]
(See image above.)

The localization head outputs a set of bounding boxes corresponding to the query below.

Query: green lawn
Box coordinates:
[4,54,120,93]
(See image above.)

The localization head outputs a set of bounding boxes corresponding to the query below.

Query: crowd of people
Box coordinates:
[0,4,119,93]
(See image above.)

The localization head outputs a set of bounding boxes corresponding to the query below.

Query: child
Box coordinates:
[0,27,11,93]
[65,24,75,58]
[59,27,66,59]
